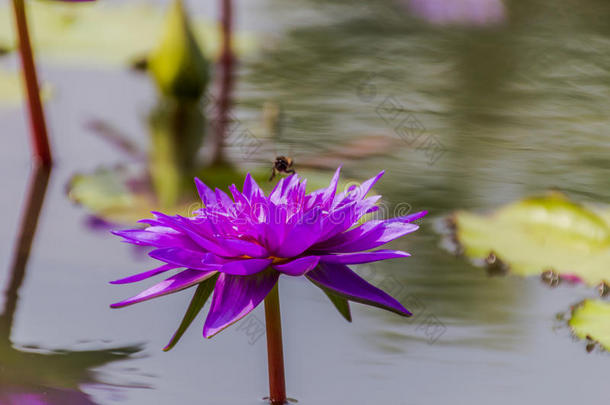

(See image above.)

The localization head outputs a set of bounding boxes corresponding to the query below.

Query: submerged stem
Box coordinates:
[11,0,52,166]
[264,283,287,405]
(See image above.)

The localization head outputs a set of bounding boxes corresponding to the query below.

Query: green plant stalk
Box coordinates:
[264,283,287,404]
[11,0,52,166]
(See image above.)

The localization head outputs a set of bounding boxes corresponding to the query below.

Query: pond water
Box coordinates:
[1,0,609,404]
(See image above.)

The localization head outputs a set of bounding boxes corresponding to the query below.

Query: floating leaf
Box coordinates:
[67,165,158,225]
[569,299,610,351]
[148,0,209,99]
[164,274,218,351]
[0,2,256,68]
[449,192,610,286]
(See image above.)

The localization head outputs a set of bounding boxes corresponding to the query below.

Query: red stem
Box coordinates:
[264,283,287,405]
[12,0,52,166]
[212,0,234,166]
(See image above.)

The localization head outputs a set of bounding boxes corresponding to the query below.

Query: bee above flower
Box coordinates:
[111,167,426,346]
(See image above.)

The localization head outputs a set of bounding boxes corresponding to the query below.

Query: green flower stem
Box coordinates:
[11,0,52,166]
[264,282,287,404]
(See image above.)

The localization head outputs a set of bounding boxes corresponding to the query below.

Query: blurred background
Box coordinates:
[0,0,609,404]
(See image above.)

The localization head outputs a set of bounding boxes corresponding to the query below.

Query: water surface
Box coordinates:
[1,0,608,404]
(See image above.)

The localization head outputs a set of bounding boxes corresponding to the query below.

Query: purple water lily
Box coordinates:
[111,168,425,340]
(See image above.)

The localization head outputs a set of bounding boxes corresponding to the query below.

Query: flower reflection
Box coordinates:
[408,0,506,26]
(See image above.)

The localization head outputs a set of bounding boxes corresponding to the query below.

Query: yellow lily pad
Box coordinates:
[0,1,256,68]
[569,299,610,351]
[450,192,610,286]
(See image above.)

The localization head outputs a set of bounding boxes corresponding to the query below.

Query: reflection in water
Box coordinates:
[210,0,235,166]
[68,95,211,225]
[68,0,242,220]
[2,164,50,335]
[1,164,141,404]
[2,0,609,403]
[149,99,206,208]
[244,0,574,350]
[407,0,506,26]
[247,0,610,204]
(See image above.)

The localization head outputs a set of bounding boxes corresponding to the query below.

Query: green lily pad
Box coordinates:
[449,192,610,286]
[0,1,256,68]
[67,165,159,225]
[569,299,610,351]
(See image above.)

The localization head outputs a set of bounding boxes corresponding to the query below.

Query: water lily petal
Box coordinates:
[282,174,301,200]
[110,263,178,284]
[263,201,288,252]
[307,262,411,316]
[318,211,426,252]
[333,170,383,206]
[215,187,234,208]
[111,269,217,308]
[354,170,384,199]
[112,227,199,250]
[273,255,320,276]
[195,178,217,207]
[220,258,273,275]
[276,207,324,257]
[221,238,268,258]
[335,222,420,252]
[320,249,410,264]
[269,177,287,204]
[321,166,342,206]
[242,173,264,200]
[318,196,381,242]
[149,247,223,270]
[229,184,249,206]
[151,212,235,256]
[203,269,279,337]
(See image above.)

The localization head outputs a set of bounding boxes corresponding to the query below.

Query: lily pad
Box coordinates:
[569,299,610,351]
[448,192,610,286]
[0,1,256,68]
[67,165,159,225]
